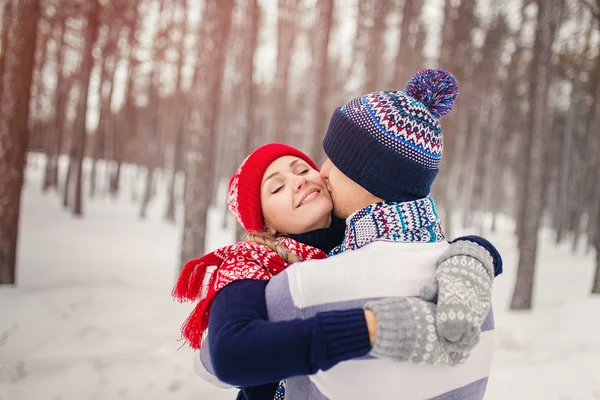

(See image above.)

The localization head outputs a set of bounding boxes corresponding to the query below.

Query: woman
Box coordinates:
[174,143,500,399]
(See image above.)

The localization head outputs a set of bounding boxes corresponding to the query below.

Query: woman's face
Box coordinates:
[261,155,333,235]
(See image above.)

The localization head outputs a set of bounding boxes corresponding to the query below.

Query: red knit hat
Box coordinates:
[228,143,319,232]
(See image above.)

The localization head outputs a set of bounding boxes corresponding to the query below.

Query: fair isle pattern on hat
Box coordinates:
[341,91,443,169]
[330,198,445,255]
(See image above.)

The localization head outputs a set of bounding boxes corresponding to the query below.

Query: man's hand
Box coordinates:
[364,297,469,366]
[423,240,495,352]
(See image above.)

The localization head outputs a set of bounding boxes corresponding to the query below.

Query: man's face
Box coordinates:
[320,159,382,219]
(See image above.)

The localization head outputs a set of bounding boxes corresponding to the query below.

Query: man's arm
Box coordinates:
[194,344,233,389]
[364,237,499,363]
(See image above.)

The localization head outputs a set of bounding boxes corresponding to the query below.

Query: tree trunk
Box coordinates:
[165,101,188,223]
[139,106,157,219]
[588,45,600,293]
[442,97,470,238]
[140,0,167,220]
[63,85,84,209]
[391,0,422,86]
[480,100,505,228]
[592,145,600,293]
[408,23,427,74]
[29,20,51,144]
[273,0,298,143]
[181,0,233,264]
[165,105,186,222]
[111,1,140,197]
[309,0,334,164]
[0,0,14,107]
[102,51,120,196]
[139,165,154,219]
[165,0,189,223]
[460,100,489,228]
[211,0,260,228]
[0,0,40,285]
[43,17,67,192]
[437,0,456,68]
[593,243,600,295]
[511,0,559,310]
[91,22,120,198]
[361,1,388,94]
[592,154,600,294]
[555,90,576,243]
[70,1,100,216]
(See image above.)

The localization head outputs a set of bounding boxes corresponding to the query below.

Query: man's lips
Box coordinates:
[296,188,320,208]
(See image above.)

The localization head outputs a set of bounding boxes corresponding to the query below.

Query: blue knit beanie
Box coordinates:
[322,69,458,201]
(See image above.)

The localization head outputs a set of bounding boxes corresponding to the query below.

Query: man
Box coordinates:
[264,69,497,399]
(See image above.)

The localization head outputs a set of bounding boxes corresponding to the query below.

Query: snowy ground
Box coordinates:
[0,154,599,400]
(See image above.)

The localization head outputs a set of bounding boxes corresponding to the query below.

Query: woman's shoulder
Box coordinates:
[275,236,327,261]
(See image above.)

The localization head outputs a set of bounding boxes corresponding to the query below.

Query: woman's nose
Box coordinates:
[293,175,308,191]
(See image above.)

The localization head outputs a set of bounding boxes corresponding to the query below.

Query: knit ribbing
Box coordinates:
[451,235,503,277]
[315,308,371,365]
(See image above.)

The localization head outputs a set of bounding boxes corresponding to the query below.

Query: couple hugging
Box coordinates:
[173,69,502,400]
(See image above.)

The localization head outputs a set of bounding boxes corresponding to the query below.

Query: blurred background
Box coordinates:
[0,0,599,399]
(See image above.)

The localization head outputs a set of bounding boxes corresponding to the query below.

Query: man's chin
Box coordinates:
[333,206,349,220]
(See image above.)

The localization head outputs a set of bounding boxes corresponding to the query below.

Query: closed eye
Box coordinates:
[271,186,283,194]
[299,169,309,174]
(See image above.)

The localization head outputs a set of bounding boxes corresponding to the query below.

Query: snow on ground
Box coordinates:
[0,154,599,400]
[0,155,237,400]
[453,217,600,400]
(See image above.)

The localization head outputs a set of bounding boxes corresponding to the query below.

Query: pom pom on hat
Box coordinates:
[405,69,459,119]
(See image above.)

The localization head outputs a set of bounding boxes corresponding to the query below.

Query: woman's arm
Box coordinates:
[366,236,500,362]
[208,279,370,386]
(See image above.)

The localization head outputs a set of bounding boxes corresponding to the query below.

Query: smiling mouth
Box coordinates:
[297,188,320,208]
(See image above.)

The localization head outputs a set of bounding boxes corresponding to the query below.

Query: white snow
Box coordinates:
[0,154,598,400]
[453,215,600,400]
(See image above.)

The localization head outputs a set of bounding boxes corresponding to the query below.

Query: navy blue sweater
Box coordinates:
[207,235,503,398]
[208,279,371,387]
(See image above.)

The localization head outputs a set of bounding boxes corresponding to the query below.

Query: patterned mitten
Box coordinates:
[365,297,469,366]
[422,240,495,352]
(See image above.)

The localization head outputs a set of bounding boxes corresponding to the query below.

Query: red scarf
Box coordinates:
[172,237,327,349]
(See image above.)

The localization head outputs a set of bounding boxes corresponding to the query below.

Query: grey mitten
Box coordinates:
[365,297,469,366]
[423,240,495,352]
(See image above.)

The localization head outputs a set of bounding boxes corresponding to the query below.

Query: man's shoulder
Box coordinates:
[274,240,451,287]
[265,250,369,312]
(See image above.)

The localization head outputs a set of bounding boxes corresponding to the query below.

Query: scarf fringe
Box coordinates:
[172,259,209,302]
[181,298,212,350]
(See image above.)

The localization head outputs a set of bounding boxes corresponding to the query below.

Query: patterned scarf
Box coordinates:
[172,237,326,350]
[330,198,445,255]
